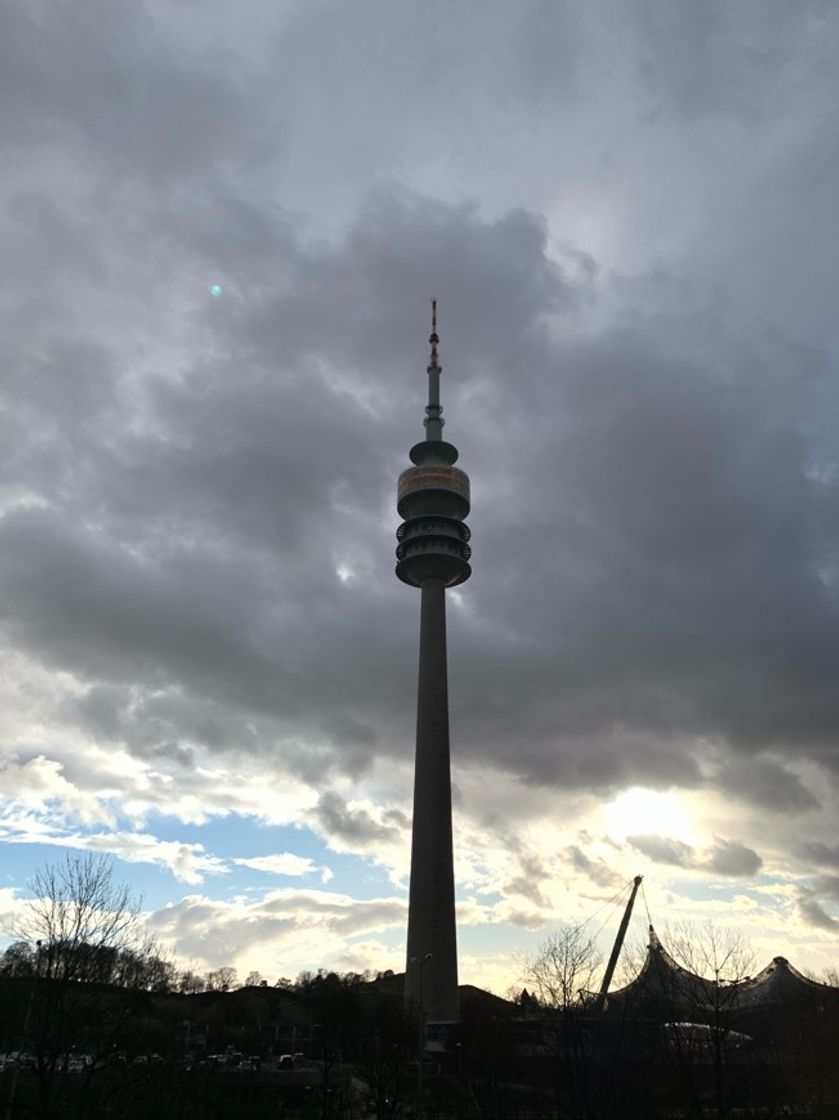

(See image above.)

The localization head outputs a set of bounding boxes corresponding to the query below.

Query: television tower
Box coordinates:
[396,301,471,1027]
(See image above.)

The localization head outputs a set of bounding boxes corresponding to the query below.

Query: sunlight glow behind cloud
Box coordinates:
[604,788,695,844]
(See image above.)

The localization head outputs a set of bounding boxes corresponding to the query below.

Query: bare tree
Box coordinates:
[523,925,603,1117]
[178,967,207,994]
[207,965,238,992]
[5,853,150,1118]
[660,922,755,1120]
[15,853,143,986]
[666,921,754,985]
[524,924,603,1012]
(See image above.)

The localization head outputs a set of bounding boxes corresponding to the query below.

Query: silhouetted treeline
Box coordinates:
[0,939,397,999]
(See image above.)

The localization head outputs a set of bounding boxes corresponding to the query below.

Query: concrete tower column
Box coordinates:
[395,301,472,1032]
[404,578,458,1021]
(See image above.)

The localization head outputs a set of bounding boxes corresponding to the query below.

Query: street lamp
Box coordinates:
[411,953,432,1107]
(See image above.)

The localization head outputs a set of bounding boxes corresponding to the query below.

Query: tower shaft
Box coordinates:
[404,579,459,1022]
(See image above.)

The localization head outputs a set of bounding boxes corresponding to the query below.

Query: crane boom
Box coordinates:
[595,875,643,1011]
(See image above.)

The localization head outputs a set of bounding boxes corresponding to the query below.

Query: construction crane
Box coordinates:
[594,875,643,1012]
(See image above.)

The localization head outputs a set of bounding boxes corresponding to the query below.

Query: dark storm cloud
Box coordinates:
[457,296,839,788]
[631,0,827,120]
[2,186,839,808]
[1,0,839,847]
[713,758,819,812]
[73,684,241,758]
[0,0,263,180]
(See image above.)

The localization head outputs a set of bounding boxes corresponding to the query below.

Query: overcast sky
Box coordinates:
[2,0,839,990]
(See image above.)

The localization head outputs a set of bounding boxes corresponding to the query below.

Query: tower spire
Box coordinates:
[429,297,439,368]
[424,298,444,441]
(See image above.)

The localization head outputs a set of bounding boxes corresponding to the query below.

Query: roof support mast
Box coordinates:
[596,875,643,1012]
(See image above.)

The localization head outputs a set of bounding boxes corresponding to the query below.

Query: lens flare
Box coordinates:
[210,284,223,298]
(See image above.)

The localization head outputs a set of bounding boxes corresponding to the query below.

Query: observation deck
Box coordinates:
[395,306,472,589]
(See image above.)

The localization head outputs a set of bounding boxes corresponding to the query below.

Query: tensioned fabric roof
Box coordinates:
[603,926,838,1020]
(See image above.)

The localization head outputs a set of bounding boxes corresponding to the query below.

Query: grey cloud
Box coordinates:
[332,899,406,936]
[713,757,819,812]
[2,190,839,808]
[627,835,694,868]
[462,300,838,780]
[812,875,839,903]
[503,876,549,909]
[627,835,762,878]
[505,908,550,931]
[502,848,553,909]
[313,793,402,847]
[0,196,567,792]
[705,839,762,878]
[0,506,279,699]
[260,891,405,937]
[517,851,549,881]
[795,875,839,932]
[69,684,219,767]
[0,0,264,181]
[567,846,623,890]
[797,891,839,932]
[7,193,108,291]
[800,842,839,870]
[383,807,410,830]
[632,1,828,121]
[1,0,839,914]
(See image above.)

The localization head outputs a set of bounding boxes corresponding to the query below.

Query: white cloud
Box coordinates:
[0,754,115,827]
[233,852,329,879]
[0,886,27,935]
[145,887,407,975]
[0,816,227,885]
